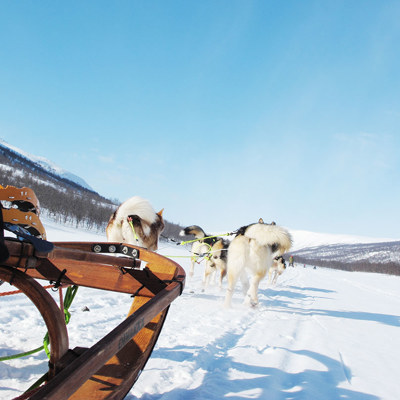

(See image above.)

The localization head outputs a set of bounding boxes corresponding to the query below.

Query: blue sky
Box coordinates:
[1,1,399,239]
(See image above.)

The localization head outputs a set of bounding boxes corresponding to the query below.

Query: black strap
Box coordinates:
[92,243,139,259]
[3,223,54,254]
[125,266,167,295]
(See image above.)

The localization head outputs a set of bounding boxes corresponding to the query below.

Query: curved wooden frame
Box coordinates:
[1,238,185,399]
[0,266,69,377]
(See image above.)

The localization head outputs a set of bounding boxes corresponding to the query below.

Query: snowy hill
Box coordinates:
[288,228,396,251]
[288,229,400,275]
[0,139,93,191]
[1,220,400,400]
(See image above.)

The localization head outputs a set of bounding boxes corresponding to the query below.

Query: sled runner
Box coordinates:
[0,186,185,399]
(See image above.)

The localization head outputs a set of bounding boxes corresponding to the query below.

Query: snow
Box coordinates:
[1,222,400,400]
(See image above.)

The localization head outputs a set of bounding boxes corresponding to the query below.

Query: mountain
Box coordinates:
[0,138,116,232]
[0,139,93,191]
[290,240,400,275]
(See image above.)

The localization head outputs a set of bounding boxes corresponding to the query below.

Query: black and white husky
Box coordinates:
[203,238,230,289]
[224,219,292,307]
[106,196,164,251]
[180,225,219,278]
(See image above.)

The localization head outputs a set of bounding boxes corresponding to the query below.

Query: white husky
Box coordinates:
[224,219,292,307]
[106,196,164,251]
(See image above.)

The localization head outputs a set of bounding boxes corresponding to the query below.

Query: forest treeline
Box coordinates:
[290,254,400,276]
[0,144,184,241]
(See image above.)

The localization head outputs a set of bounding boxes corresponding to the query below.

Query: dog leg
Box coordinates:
[240,270,250,296]
[244,273,263,306]
[202,260,213,291]
[224,288,234,308]
[272,271,279,285]
[224,236,247,307]
[224,269,241,308]
[189,256,196,277]
[211,268,217,285]
[268,268,273,285]
[219,266,227,289]
[269,269,278,285]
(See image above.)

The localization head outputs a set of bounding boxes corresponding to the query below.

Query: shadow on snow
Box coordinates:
[126,328,378,400]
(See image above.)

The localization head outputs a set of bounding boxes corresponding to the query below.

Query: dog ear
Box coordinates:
[157,208,164,217]
[128,214,141,226]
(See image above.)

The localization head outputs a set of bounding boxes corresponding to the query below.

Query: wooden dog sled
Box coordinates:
[0,186,185,399]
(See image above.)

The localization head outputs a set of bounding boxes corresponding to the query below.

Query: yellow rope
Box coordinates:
[127,217,139,243]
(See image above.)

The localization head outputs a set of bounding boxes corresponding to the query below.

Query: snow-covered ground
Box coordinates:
[1,222,400,400]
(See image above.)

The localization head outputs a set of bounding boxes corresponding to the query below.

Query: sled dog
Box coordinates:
[224,219,292,307]
[203,238,230,289]
[180,225,219,278]
[106,196,164,251]
[268,255,287,285]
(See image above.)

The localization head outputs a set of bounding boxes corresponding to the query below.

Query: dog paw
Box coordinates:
[244,294,258,307]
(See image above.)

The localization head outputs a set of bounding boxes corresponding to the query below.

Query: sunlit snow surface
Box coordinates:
[1,221,399,400]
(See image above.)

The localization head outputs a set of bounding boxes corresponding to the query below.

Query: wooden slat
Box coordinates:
[69,297,169,399]
[3,240,182,296]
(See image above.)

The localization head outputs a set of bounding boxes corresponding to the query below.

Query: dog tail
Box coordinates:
[115,196,159,226]
[244,224,292,255]
[180,225,207,238]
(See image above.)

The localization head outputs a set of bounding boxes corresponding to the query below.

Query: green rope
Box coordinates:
[43,332,50,359]
[0,345,44,362]
[43,285,78,358]
[192,242,212,262]
[63,284,78,324]
[179,232,231,246]
[0,285,78,362]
